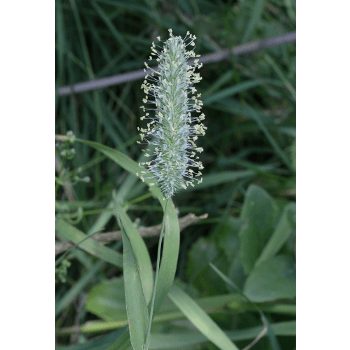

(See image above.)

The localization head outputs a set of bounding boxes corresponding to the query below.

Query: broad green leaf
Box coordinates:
[216,217,242,260]
[120,214,149,350]
[215,217,246,290]
[168,284,239,350]
[243,255,296,302]
[239,185,279,274]
[55,219,123,267]
[255,202,296,267]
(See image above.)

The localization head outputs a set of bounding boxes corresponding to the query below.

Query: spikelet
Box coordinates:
[138,29,206,200]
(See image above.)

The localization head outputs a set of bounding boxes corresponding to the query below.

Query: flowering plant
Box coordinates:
[137,29,206,200]
[123,29,207,350]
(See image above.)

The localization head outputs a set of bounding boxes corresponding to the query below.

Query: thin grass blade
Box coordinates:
[56,219,123,267]
[168,284,239,350]
[114,204,153,303]
[76,139,180,313]
[117,213,149,350]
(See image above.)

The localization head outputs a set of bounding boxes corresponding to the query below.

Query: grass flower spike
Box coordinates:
[138,29,206,199]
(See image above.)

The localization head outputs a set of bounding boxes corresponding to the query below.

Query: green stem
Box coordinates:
[145,199,169,349]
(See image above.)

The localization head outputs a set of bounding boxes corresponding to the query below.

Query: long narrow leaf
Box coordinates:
[105,327,132,350]
[150,321,295,349]
[56,327,128,350]
[115,204,153,303]
[55,260,105,317]
[118,214,149,350]
[152,200,180,314]
[77,139,180,313]
[57,321,295,350]
[168,284,239,350]
[75,139,181,341]
[56,219,123,267]
[76,139,141,175]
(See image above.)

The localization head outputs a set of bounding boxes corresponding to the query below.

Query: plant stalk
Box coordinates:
[145,199,169,349]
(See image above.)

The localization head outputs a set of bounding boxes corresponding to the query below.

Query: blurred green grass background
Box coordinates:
[55,0,296,349]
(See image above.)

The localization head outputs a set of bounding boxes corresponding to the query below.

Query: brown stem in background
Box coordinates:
[55,213,208,256]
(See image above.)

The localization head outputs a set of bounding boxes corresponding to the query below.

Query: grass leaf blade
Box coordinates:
[168,284,239,350]
[118,213,149,350]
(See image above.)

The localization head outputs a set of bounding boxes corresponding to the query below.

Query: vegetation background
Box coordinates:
[55,0,296,349]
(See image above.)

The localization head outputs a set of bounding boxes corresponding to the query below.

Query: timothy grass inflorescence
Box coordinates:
[138,29,206,200]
